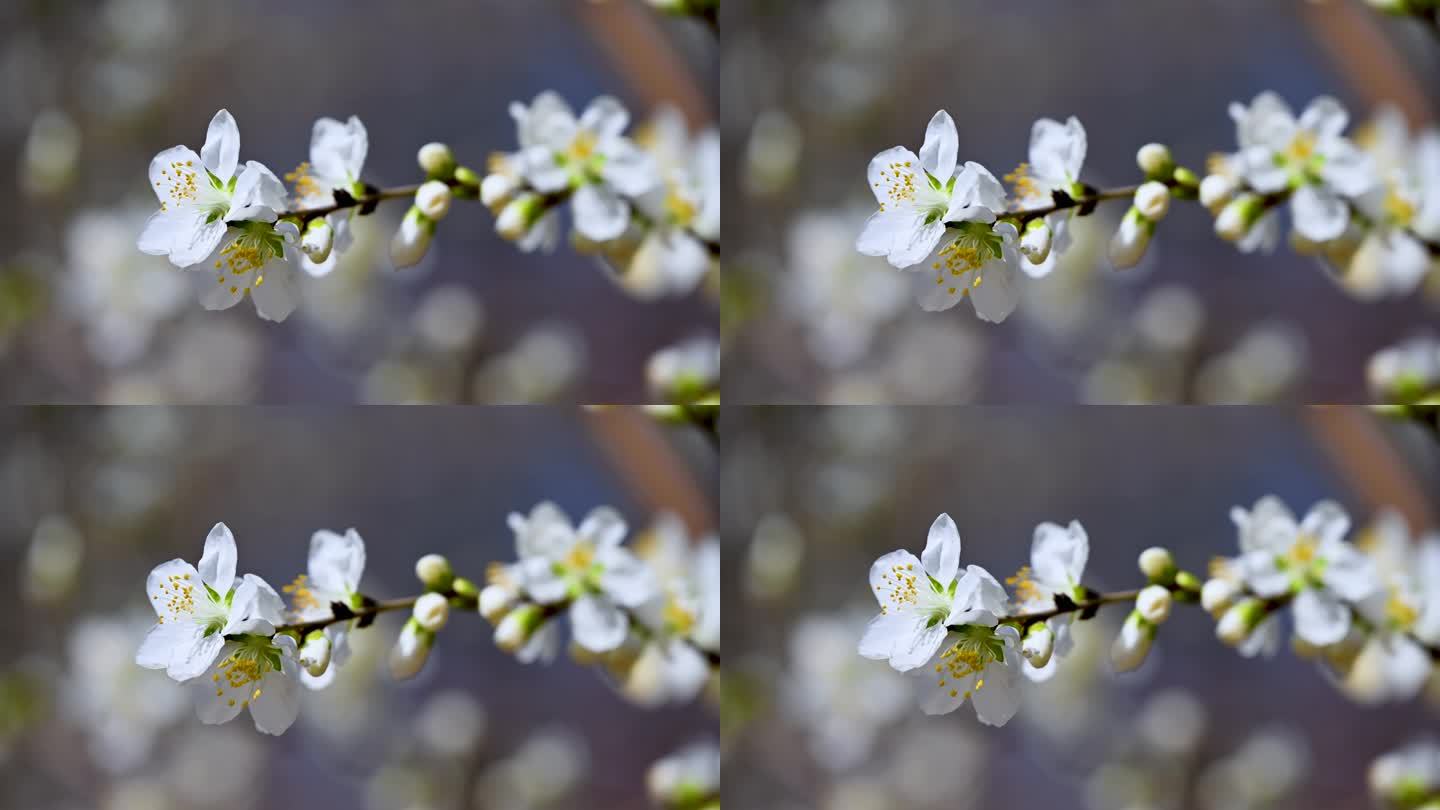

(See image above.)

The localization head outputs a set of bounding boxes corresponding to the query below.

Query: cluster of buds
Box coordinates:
[389,553,477,680]
[389,143,473,269]
[1110,546,1201,672]
[1108,144,1192,269]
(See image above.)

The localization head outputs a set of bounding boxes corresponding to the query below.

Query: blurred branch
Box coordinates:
[1304,0,1436,123]
[1306,407,1438,530]
[578,0,712,127]
[586,407,714,535]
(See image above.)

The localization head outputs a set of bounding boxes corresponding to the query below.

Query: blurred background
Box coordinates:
[721,406,1440,809]
[0,405,717,809]
[722,0,1440,403]
[0,0,716,403]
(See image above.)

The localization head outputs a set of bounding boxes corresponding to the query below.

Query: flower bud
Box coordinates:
[1200,577,1241,616]
[481,172,521,209]
[300,218,334,264]
[494,603,542,653]
[1109,206,1154,269]
[1019,218,1052,265]
[1136,585,1173,624]
[496,193,542,242]
[391,206,435,268]
[1198,174,1238,213]
[1173,570,1202,592]
[389,618,433,680]
[299,630,332,678]
[415,554,453,590]
[1136,143,1173,178]
[479,583,518,623]
[1134,181,1171,221]
[1111,610,1155,673]
[1216,598,1263,647]
[1215,194,1262,242]
[1021,622,1055,669]
[1138,547,1175,582]
[417,142,455,178]
[452,576,480,600]
[415,180,452,221]
[454,165,481,188]
[413,592,450,632]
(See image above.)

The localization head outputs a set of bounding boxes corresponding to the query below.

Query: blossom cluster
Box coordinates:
[481,505,721,707]
[481,95,720,299]
[136,96,718,323]
[856,95,1439,324]
[135,504,719,736]
[859,498,1440,728]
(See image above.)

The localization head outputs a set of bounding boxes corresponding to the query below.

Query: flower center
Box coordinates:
[663,591,698,636]
[212,636,281,708]
[1285,534,1318,567]
[567,131,599,164]
[554,541,603,597]
[929,222,1002,298]
[664,184,697,227]
[876,560,920,614]
[1385,587,1418,630]
[1006,566,1044,606]
[212,223,284,296]
[933,626,1005,699]
[1283,131,1317,165]
[1383,183,1416,227]
[874,158,917,213]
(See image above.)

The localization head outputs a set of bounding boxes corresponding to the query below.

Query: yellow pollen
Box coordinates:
[1287,535,1318,567]
[153,159,201,207]
[879,561,922,608]
[664,185,697,226]
[563,542,596,572]
[566,131,598,163]
[873,160,918,205]
[155,572,198,619]
[1004,162,1040,200]
[1386,590,1418,628]
[1283,132,1316,164]
[283,574,319,612]
[285,161,323,201]
[1006,566,1044,605]
[1384,186,1416,225]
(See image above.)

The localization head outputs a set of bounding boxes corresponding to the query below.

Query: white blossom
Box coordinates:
[285,528,366,689]
[509,502,657,654]
[1008,520,1089,682]
[290,115,367,276]
[859,513,1008,672]
[135,523,279,682]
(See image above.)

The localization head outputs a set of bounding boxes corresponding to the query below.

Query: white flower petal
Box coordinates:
[1029,116,1087,187]
[920,513,961,587]
[969,656,1021,727]
[579,96,630,140]
[868,550,925,613]
[249,660,301,735]
[918,110,958,181]
[969,260,1019,323]
[146,558,202,621]
[198,523,237,594]
[571,594,629,653]
[1031,520,1089,591]
[1298,96,1349,139]
[889,620,948,672]
[520,556,569,604]
[865,146,923,208]
[579,507,628,548]
[517,618,562,664]
[148,145,205,206]
[168,215,228,269]
[249,265,299,323]
[889,219,946,270]
[200,109,241,181]
[572,184,630,242]
[858,613,914,661]
[309,115,368,184]
[600,138,658,197]
[308,528,367,597]
[1291,185,1349,242]
[1321,545,1377,602]
[1320,140,1376,197]
[227,162,286,223]
[598,546,658,607]
[168,629,226,682]
[1293,588,1350,646]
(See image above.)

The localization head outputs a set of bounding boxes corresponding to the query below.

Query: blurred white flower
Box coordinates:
[621,514,719,705]
[647,741,720,807]
[285,528,366,689]
[289,115,368,276]
[1007,520,1090,682]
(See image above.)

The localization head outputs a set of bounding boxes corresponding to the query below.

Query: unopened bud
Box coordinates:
[1136,585,1173,624]
[451,576,479,600]
[1138,547,1175,582]
[1021,622,1055,669]
[1201,578,1241,616]
[389,618,433,680]
[496,193,542,241]
[299,630,332,678]
[1198,173,1239,213]
[481,173,521,209]
[479,583,518,623]
[415,554,453,590]
[1134,181,1171,221]
[1216,598,1264,647]
[300,218,334,264]
[1111,610,1155,673]
[1109,206,1154,269]
[418,142,456,178]
[1136,143,1173,178]
[391,206,435,268]
[415,180,452,221]
[454,166,481,188]
[494,603,542,653]
[1019,218,1052,265]
[413,591,450,632]
[1215,194,1262,242]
